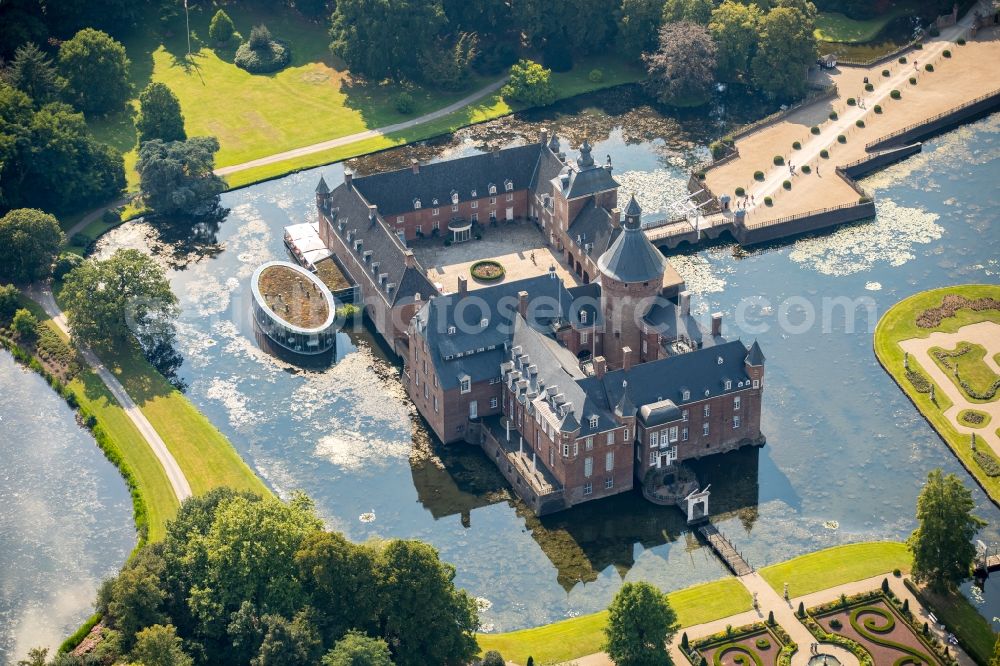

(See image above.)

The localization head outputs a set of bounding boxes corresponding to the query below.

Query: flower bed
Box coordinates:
[683,622,794,666]
[470,260,506,282]
[960,409,988,426]
[917,295,1000,328]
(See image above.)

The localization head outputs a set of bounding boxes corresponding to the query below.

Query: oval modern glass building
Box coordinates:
[251,261,337,355]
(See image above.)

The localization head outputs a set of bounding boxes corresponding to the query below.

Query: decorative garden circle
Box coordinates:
[959,409,990,428]
[470,260,505,282]
[714,644,763,666]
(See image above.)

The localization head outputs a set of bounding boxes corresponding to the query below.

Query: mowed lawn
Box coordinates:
[476,577,751,665]
[759,541,912,598]
[814,2,919,43]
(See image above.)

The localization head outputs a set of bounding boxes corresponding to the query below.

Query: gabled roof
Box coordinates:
[568,200,619,260]
[350,144,543,216]
[530,145,566,198]
[746,340,765,366]
[564,164,619,199]
[597,223,668,284]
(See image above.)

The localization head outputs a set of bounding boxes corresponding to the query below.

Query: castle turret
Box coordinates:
[315,175,330,209]
[597,194,668,370]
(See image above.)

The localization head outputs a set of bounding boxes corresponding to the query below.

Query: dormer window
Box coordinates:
[451,191,459,205]
[448,326,456,335]
[489,184,497,195]
[725,380,732,390]
[505,179,513,191]
[460,376,471,394]
[471,189,477,198]
[580,310,588,324]
[414,199,422,209]
[718,356,724,365]
[481,318,488,328]
[589,416,598,428]
[682,389,690,401]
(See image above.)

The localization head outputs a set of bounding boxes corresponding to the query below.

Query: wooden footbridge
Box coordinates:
[699,524,754,577]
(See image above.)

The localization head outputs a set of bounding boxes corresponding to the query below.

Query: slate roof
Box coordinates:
[564,164,619,199]
[316,176,330,194]
[530,145,566,199]
[746,340,765,366]
[351,144,543,216]
[643,301,718,348]
[624,193,642,217]
[597,222,669,284]
[568,200,619,259]
[325,182,437,306]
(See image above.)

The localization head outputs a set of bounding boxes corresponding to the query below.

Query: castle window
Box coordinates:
[481,318,488,328]
[414,199,422,209]
[725,380,732,390]
[733,415,741,429]
[606,432,614,445]
[471,200,478,209]
[505,180,513,191]
[583,482,593,495]
[423,384,428,399]
[682,427,689,441]
[563,443,569,457]
[460,377,471,393]
[623,428,629,440]
[471,189,477,198]
[649,450,657,466]
[489,184,497,195]
[649,431,659,447]
[433,208,440,216]
[668,426,678,443]
[396,216,404,224]
[415,224,422,234]
[490,397,498,409]
[585,436,593,450]
[506,192,514,202]
[584,456,593,477]
[703,422,710,436]
[703,405,710,417]
[753,379,760,389]
[452,192,459,204]
[682,409,688,421]
[452,204,458,212]
[682,389,690,401]
[478,347,485,353]
[490,197,497,205]
[580,310,588,324]
[605,451,614,471]
[734,396,741,410]
[433,396,438,412]
[581,331,588,344]
[573,441,578,456]
[589,416,598,428]
[605,477,614,489]
[448,326,456,334]
[471,212,478,222]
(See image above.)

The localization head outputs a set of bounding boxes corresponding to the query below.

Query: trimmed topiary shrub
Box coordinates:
[874,104,883,113]
[735,187,745,197]
[829,111,838,120]
[925,63,934,72]
[782,180,791,190]
[773,155,784,165]
[792,141,801,150]
[764,196,773,206]
[899,56,907,64]
[801,165,811,174]
[957,37,966,45]
[943,49,951,57]
[847,97,856,106]
[855,119,864,128]
[865,83,874,92]
[820,149,829,158]
[588,68,604,83]
[756,637,772,650]
[395,92,415,114]
[910,76,917,84]
[837,134,846,143]
[811,126,820,135]
[893,568,901,577]
[830,618,843,630]
[797,601,805,617]
[235,25,291,73]
[890,89,901,99]
[882,69,891,77]
[754,170,765,181]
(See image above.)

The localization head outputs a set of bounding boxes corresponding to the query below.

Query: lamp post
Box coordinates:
[184,0,191,57]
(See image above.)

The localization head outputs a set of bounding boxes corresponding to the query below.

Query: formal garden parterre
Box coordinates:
[682,621,796,666]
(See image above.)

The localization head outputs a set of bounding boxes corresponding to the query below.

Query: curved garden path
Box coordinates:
[214,77,509,177]
[27,285,192,503]
[899,321,1000,456]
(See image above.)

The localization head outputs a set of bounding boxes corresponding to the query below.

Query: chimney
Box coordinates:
[457,275,468,294]
[711,312,723,337]
[679,290,691,317]
[344,168,353,186]
[622,346,633,372]
[411,159,420,175]
[368,204,378,221]
[540,128,549,146]
[404,250,416,268]
[593,355,607,378]
[517,290,529,320]
[610,207,621,228]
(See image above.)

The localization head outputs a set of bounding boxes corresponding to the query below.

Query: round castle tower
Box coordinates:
[597,194,668,370]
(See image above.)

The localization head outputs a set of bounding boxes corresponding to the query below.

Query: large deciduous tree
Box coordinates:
[709,1,763,83]
[501,59,556,107]
[4,42,65,105]
[322,631,393,666]
[136,137,226,218]
[0,208,64,283]
[330,0,445,81]
[618,0,665,58]
[61,248,179,350]
[662,0,714,24]
[57,28,131,114]
[136,82,186,144]
[604,582,678,666]
[908,469,985,592]
[514,0,617,54]
[130,624,193,666]
[751,5,817,99]
[643,21,717,107]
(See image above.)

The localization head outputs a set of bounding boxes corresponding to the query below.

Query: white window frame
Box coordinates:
[733,415,741,429]
[563,443,570,457]
[432,207,440,216]
[753,379,760,389]
[725,379,732,390]
[606,432,614,446]
[490,397,498,409]
[703,405,711,417]
[649,450,658,465]
[583,482,593,495]
[605,451,614,471]
[605,477,614,489]
[580,331,588,344]
[734,396,741,410]
[682,390,690,401]
[682,427,689,441]
[471,200,478,209]
[585,437,593,450]
[396,216,404,224]
[460,377,471,394]
[703,422,710,436]
[649,430,659,447]
[506,192,514,202]
[682,409,689,421]
[584,456,593,477]
[452,204,458,212]
[589,416,598,428]
[668,426,679,443]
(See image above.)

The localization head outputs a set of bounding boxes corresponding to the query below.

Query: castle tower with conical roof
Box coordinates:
[597,194,668,370]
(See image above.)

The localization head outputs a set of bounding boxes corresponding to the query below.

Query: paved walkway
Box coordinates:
[64,197,129,239]
[27,285,192,502]
[554,572,974,666]
[214,77,509,177]
[899,321,1000,456]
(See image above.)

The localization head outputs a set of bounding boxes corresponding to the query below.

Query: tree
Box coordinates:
[709,1,763,83]
[136,137,226,217]
[618,0,665,58]
[662,0,713,24]
[294,0,330,19]
[604,582,678,666]
[322,631,393,666]
[58,28,130,114]
[208,9,235,43]
[375,540,479,666]
[100,547,168,648]
[330,0,445,81]
[513,0,617,54]
[130,624,193,666]
[751,5,817,99]
[15,647,47,666]
[501,60,556,107]
[481,650,505,666]
[4,42,65,104]
[0,284,18,320]
[643,22,717,107]
[0,209,63,282]
[908,469,985,592]
[136,83,186,144]
[252,609,323,666]
[12,308,37,339]
[419,32,478,91]
[61,249,178,349]
[990,633,1000,666]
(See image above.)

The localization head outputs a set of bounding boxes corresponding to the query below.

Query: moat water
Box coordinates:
[0,351,135,664]
[28,91,1000,634]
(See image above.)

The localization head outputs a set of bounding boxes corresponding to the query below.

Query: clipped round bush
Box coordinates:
[773,155,784,166]
[235,25,291,73]
[890,89,901,99]
[753,170,765,181]
[829,111,838,120]
[395,92,415,114]
[792,141,801,150]
[893,568,902,577]
[899,56,907,64]
[855,119,864,128]
[847,97,856,106]
[820,149,829,158]
[957,37,966,46]
[811,125,820,135]
[882,69,891,77]
[735,187,745,197]
[925,63,934,72]
[874,104,883,113]
[588,68,604,83]
[764,196,773,206]
[782,180,791,190]
[755,638,771,650]
[837,134,846,143]
[915,42,923,50]
[865,83,874,92]
[801,164,811,174]
[909,76,917,85]
[830,618,843,630]
[470,259,505,282]
[943,49,951,58]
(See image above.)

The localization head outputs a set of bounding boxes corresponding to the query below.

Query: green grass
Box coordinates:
[930,342,999,404]
[759,542,912,598]
[907,583,997,665]
[476,577,751,665]
[814,3,917,43]
[874,285,1000,502]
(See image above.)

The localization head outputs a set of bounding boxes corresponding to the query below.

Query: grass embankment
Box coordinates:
[759,542,912,598]
[476,578,751,665]
[905,581,997,665]
[874,285,1000,502]
[814,3,918,43]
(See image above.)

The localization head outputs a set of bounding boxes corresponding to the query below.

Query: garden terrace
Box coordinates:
[258,264,331,329]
